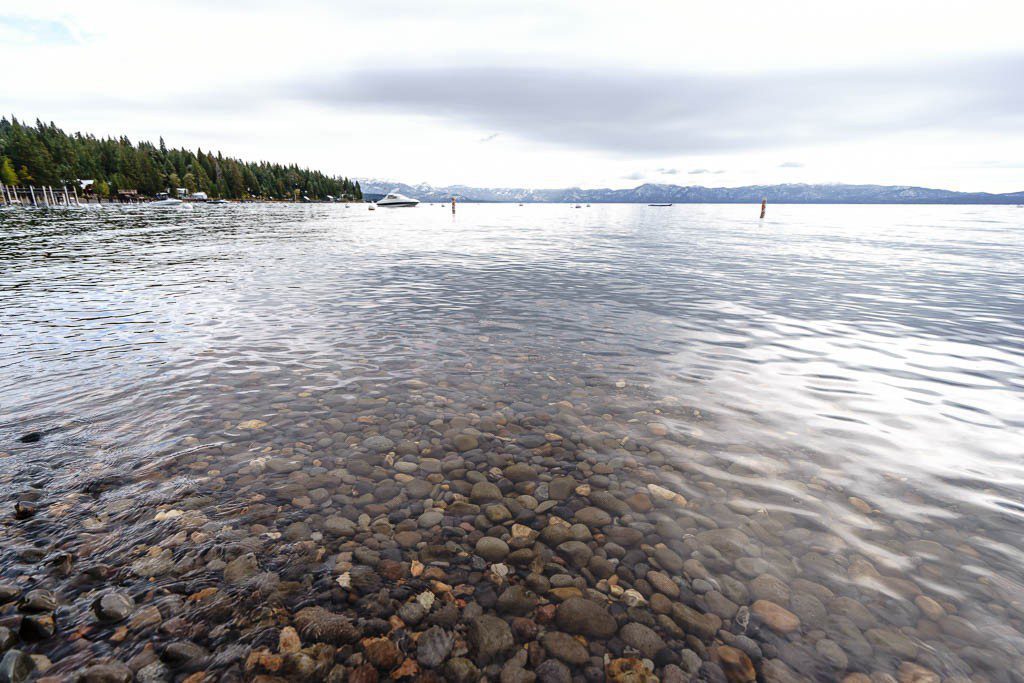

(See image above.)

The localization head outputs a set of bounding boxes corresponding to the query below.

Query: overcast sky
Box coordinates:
[3,0,1023,191]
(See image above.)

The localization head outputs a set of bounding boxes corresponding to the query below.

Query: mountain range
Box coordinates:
[360,180,1024,205]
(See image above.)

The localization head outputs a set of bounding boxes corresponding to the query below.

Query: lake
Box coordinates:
[1,202,1023,680]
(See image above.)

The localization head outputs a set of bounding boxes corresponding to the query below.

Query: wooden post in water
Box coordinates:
[63,186,71,206]
[760,197,767,219]
[1,185,8,205]
[30,186,37,206]
[72,185,80,206]
[451,196,456,214]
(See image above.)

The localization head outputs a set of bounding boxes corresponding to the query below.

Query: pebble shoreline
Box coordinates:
[2,369,1023,683]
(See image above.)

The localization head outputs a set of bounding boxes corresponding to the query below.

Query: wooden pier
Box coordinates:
[2,184,82,207]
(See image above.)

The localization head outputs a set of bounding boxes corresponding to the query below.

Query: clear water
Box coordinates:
[1,203,1023,679]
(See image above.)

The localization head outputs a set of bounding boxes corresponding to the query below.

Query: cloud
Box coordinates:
[0,16,77,45]
[479,132,500,143]
[622,171,646,180]
[688,168,726,175]
[657,167,679,175]
[779,161,804,168]
[289,56,1024,156]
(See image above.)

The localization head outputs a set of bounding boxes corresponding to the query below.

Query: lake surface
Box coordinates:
[1,203,1023,681]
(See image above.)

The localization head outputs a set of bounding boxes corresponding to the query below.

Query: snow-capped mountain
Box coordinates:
[359,180,1024,205]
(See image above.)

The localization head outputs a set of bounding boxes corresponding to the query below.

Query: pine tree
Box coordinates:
[0,156,17,185]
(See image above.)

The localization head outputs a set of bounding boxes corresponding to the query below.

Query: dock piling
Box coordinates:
[760,198,767,219]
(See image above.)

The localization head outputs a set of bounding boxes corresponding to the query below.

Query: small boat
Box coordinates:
[377,190,419,207]
[368,204,376,211]
[149,198,183,207]
[208,199,229,205]
[574,204,582,208]
[586,204,591,207]
[648,203,673,207]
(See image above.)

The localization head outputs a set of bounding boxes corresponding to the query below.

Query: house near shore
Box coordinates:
[191,191,208,201]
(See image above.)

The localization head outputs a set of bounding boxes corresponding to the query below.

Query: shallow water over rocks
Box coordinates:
[1,203,1023,681]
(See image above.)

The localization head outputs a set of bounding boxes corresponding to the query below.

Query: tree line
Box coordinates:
[0,117,361,201]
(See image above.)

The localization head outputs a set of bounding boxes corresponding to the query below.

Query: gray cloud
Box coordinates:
[688,168,710,174]
[288,56,1024,155]
[779,161,804,168]
[657,167,678,175]
[622,171,646,180]
[479,132,500,143]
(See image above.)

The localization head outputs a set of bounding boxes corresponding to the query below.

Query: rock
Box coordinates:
[814,639,847,669]
[547,477,576,500]
[555,598,617,638]
[504,463,535,482]
[760,658,802,683]
[865,627,918,658]
[471,482,502,503]
[348,663,379,683]
[444,658,481,683]
[0,627,13,652]
[224,553,259,583]
[619,623,667,658]
[0,584,19,603]
[279,626,302,653]
[897,662,940,683]
[19,589,57,612]
[556,541,593,568]
[236,419,267,430]
[13,502,35,520]
[92,592,134,623]
[453,434,479,451]
[324,515,357,536]
[363,435,395,452]
[476,537,510,562]
[752,600,800,634]
[496,586,539,616]
[750,574,790,604]
[467,615,514,664]
[398,602,426,626]
[788,593,826,628]
[652,547,684,572]
[0,650,34,683]
[161,640,209,669]
[670,603,721,640]
[418,510,444,528]
[646,570,680,598]
[363,637,402,670]
[574,506,611,527]
[716,645,755,683]
[604,526,644,546]
[536,659,571,683]
[541,631,588,665]
[606,658,658,683]
[19,614,55,641]
[131,550,175,578]
[135,661,170,683]
[417,626,454,668]
[73,662,133,683]
[294,607,360,644]
[517,434,548,448]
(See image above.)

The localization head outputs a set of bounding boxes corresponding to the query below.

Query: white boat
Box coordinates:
[149,198,183,207]
[376,190,419,207]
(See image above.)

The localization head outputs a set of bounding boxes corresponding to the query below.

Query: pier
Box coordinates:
[1,185,144,207]
[2,184,81,207]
